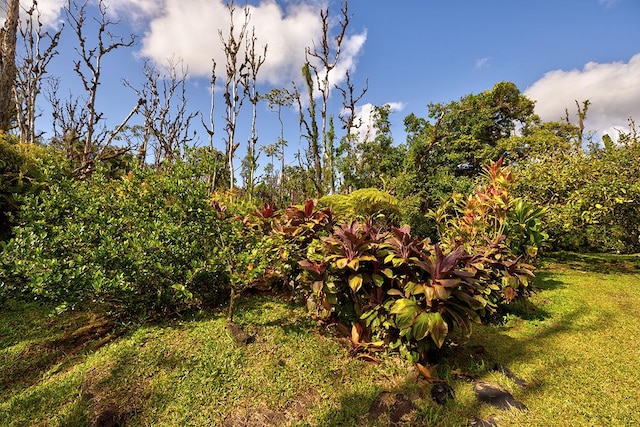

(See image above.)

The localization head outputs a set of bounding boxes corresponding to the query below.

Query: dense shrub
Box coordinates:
[431,158,547,262]
[0,134,68,241]
[0,162,225,318]
[514,142,640,254]
[295,160,538,363]
[318,188,400,224]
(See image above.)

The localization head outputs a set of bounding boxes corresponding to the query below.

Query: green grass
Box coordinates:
[1,254,640,426]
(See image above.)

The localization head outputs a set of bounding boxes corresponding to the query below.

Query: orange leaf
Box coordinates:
[351,323,362,345]
[416,363,437,380]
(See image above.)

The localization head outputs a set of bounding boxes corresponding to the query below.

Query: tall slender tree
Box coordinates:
[263,87,294,202]
[241,26,266,199]
[220,0,249,191]
[0,0,19,131]
[14,1,64,144]
[293,62,321,195]
[336,69,367,192]
[305,0,350,195]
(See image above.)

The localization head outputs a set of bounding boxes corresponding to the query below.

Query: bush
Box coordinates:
[318,188,400,225]
[298,219,533,363]
[0,162,224,318]
[513,144,640,254]
[0,134,68,241]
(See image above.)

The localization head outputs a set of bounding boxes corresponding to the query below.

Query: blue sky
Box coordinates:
[4,0,640,167]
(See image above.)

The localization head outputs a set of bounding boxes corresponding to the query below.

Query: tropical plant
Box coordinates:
[299,217,533,363]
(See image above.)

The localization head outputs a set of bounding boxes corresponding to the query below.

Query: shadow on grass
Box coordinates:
[0,301,123,401]
[533,271,567,291]
[543,251,640,274]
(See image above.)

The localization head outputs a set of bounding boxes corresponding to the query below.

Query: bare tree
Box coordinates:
[125,59,196,167]
[293,63,322,196]
[200,59,217,149]
[305,0,350,194]
[263,87,294,202]
[62,0,137,175]
[220,0,249,190]
[0,0,19,131]
[563,99,590,153]
[13,1,63,144]
[336,69,367,191]
[241,26,266,199]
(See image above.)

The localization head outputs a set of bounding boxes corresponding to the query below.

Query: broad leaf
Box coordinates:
[349,274,364,292]
[372,273,385,287]
[412,311,433,340]
[430,312,449,348]
[336,258,349,269]
[390,298,419,329]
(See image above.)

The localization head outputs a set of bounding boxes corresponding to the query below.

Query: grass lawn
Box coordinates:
[1,253,639,426]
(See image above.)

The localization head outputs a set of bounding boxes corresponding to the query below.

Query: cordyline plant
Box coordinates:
[430,158,547,263]
[299,217,535,363]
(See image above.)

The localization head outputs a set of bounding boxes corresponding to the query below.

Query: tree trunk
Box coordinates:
[0,0,20,132]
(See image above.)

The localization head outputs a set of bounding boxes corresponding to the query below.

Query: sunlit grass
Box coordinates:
[1,254,639,426]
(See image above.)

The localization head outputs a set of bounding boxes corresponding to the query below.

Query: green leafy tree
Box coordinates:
[514,139,640,253]
[395,82,538,238]
[337,104,405,192]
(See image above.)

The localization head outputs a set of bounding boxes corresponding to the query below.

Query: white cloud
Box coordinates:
[352,102,405,142]
[136,0,366,87]
[0,0,65,29]
[9,0,366,87]
[475,57,490,69]
[524,53,640,140]
[103,0,165,22]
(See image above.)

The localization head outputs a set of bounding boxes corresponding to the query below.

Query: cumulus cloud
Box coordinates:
[0,0,65,29]
[524,53,640,140]
[10,0,366,88]
[352,102,405,142]
[135,0,366,87]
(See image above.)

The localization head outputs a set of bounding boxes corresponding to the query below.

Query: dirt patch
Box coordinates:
[82,362,151,427]
[223,388,321,426]
[368,391,417,426]
[47,317,119,353]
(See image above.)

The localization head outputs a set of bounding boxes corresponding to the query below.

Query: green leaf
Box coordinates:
[430,312,449,348]
[390,298,419,329]
[349,274,364,292]
[372,273,385,287]
[412,311,432,340]
[381,268,394,278]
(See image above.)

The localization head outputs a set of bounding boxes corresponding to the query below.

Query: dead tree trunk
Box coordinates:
[14,1,64,144]
[220,1,249,191]
[0,0,19,131]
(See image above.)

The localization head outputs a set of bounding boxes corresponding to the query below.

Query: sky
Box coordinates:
[3,0,640,167]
